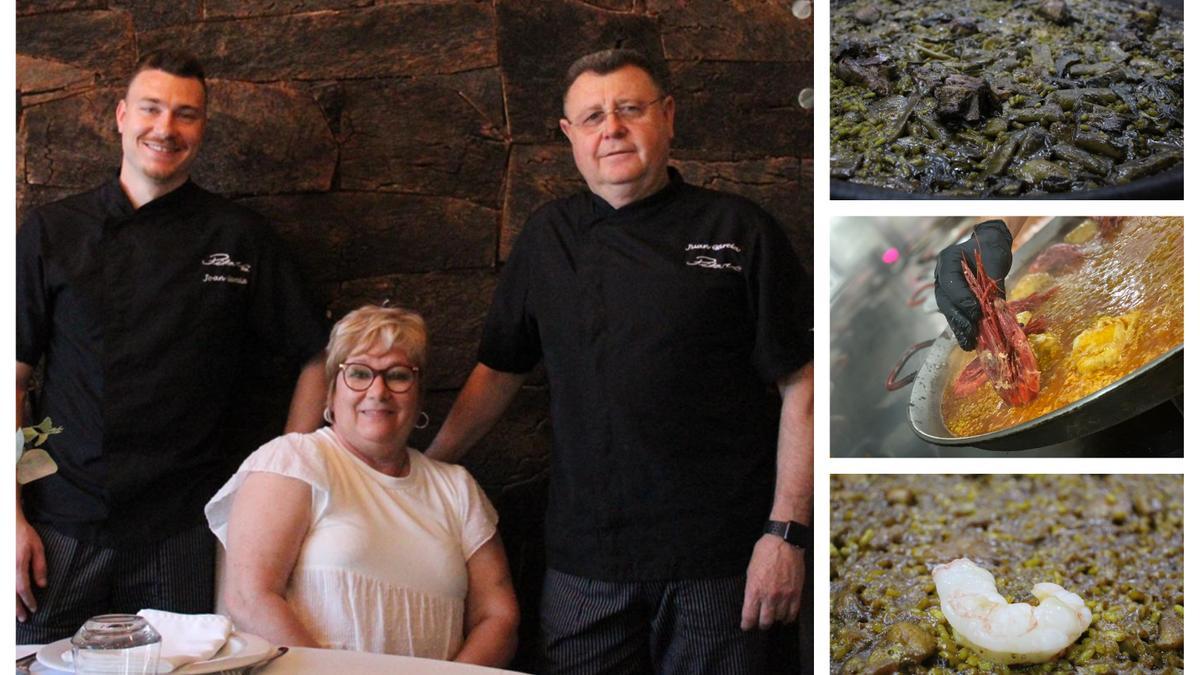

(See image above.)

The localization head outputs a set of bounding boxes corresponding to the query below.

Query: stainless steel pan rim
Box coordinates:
[910,332,1183,450]
[831,167,1183,200]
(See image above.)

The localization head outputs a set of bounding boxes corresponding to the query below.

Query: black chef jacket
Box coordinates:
[16,177,328,545]
[480,169,812,580]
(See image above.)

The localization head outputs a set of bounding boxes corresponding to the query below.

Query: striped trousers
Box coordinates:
[541,569,801,675]
[16,522,215,644]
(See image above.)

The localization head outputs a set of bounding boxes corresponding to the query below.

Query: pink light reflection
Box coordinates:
[881,247,900,265]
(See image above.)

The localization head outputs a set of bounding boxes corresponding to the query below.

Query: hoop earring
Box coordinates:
[414,411,430,429]
[323,407,334,425]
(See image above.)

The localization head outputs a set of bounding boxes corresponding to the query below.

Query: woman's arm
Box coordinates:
[223,472,321,647]
[454,535,519,666]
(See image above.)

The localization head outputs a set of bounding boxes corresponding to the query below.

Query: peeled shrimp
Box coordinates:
[932,558,1092,665]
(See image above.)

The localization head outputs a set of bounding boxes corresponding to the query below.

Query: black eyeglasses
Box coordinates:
[339,362,420,394]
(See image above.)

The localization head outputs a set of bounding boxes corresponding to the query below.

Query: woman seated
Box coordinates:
[206,305,518,665]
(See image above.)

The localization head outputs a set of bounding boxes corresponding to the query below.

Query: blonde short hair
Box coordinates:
[325,305,428,399]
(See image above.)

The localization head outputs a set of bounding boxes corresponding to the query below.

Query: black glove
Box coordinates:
[934,220,1013,351]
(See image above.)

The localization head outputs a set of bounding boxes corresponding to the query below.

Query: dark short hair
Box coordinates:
[562,48,669,108]
[127,50,207,98]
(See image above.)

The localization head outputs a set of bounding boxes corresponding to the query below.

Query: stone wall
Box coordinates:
[17,0,813,667]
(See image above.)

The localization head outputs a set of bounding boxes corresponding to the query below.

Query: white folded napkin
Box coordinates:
[137,609,233,672]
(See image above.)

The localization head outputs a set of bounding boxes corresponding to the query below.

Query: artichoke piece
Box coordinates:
[1155,612,1183,650]
[950,16,979,35]
[1051,143,1114,176]
[1017,126,1051,158]
[1073,131,1125,159]
[1113,151,1182,183]
[914,112,949,143]
[1069,62,1121,79]
[935,75,997,122]
[1055,53,1082,78]
[1131,3,1161,32]
[846,622,937,675]
[994,178,1024,196]
[831,153,863,179]
[1081,111,1130,134]
[882,92,923,143]
[1050,88,1119,110]
[1008,104,1064,125]
[1111,83,1139,115]
[982,117,1008,138]
[854,5,881,24]
[1067,63,1109,78]
[1036,0,1072,25]
[1031,43,1053,76]
[985,130,1024,176]
[835,56,893,96]
[1016,158,1072,184]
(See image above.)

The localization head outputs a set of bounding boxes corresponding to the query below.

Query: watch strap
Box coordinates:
[763,520,811,549]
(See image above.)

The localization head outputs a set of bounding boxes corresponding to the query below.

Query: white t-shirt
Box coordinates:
[205,428,499,659]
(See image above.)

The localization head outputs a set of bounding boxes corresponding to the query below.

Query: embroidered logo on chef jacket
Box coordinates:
[684,242,743,272]
[201,252,251,285]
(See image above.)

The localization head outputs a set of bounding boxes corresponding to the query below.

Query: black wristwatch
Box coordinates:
[763,520,811,550]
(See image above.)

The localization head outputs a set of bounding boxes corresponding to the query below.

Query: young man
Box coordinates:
[429,49,814,674]
[16,50,329,642]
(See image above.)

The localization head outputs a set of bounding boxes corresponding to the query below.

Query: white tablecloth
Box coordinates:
[17,644,528,674]
[260,647,527,674]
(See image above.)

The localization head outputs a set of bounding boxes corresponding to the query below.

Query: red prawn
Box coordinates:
[951,316,1048,397]
[954,250,1041,406]
[1095,216,1122,240]
[1008,286,1059,315]
[951,285,1057,398]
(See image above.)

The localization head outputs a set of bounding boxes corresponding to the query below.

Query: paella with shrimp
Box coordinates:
[830,474,1183,673]
[941,216,1182,437]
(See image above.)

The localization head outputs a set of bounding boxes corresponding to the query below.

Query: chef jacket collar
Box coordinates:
[100,172,202,222]
[587,166,684,221]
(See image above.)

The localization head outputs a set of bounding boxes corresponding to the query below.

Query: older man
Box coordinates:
[428,48,813,674]
[16,50,328,642]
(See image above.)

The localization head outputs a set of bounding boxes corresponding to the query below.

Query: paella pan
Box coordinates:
[900,216,1182,450]
[830,474,1183,673]
[830,0,1183,198]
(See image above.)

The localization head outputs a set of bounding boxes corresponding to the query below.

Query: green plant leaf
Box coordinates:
[34,417,63,436]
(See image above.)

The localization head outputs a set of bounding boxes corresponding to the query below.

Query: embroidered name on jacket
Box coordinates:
[685,242,743,272]
[201,253,251,284]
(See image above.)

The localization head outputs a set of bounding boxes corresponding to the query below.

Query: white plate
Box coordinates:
[37,631,275,673]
